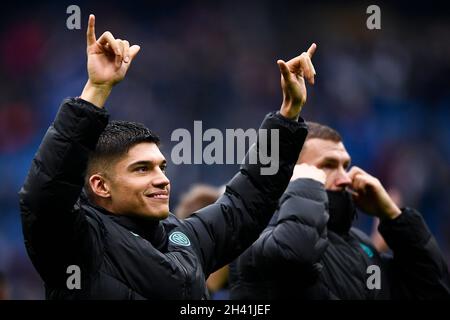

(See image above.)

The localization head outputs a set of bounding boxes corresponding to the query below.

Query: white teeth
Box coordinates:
[148,194,167,199]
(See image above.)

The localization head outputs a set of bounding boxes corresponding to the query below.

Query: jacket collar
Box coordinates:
[108,214,168,251]
[80,189,168,251]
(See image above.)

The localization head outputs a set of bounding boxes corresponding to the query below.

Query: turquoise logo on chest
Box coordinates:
[359,242,374,258]
[169,231,191,246]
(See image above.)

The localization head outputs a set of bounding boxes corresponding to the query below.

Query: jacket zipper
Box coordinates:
[169,253,190,299]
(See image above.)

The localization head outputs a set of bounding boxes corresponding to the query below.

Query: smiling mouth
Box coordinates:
[147,194,169,200]
[145,191,169,200]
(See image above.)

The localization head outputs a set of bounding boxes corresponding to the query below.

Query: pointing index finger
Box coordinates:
[87,14,96,46]
[307,43,317,58]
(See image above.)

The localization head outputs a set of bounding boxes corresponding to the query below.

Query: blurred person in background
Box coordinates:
[0,272,10,300]
[18,14,316,299]
[230,122,450,299]
[175,184,229,299]
[175,184,224,220]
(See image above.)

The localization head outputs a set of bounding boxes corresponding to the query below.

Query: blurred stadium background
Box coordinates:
[0,0,449,299]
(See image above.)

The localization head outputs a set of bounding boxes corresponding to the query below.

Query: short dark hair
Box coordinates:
[305,121,342,142]
[86,120,160,178]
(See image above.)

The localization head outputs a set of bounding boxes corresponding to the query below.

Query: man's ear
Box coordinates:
[89,174,111,198]
[296,142,308,164]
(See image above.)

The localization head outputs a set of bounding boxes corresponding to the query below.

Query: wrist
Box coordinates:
[380,204,402,221]
[280,100,303,120]
[80,80,113,108]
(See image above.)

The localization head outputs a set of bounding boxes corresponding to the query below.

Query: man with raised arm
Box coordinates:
[19,15,316,299]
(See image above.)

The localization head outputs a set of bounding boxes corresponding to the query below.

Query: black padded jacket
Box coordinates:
[230,178,450,300]
[19,97,308,299]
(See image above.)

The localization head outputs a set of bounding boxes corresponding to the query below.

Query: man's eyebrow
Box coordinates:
[320,157,351,168]
[128,159,166,167]
[321,157,339,164]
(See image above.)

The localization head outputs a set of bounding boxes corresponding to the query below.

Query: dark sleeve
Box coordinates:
[18,98,108,285]
[378,208,450,299]
[248,178,329,271]
[184,112,308,275]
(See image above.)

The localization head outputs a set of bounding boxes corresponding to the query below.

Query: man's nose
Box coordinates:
[153,170,170,188]
[335,169,352,190]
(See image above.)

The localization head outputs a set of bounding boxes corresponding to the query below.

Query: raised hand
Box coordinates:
[278,43,317,120]
[86,14,140,86]
[81,14,140,107]
[348,166,402,220]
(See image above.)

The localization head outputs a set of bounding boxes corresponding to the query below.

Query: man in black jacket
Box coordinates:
[230,122,450,299]
[19,15,317,299]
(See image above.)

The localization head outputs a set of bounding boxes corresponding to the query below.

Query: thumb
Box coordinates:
[129,45,141,61]
[277,60,291,81]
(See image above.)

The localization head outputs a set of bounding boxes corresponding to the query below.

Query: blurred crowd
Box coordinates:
[0,1,449,299]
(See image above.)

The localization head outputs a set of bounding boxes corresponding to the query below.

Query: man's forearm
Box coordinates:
[19,98,109,216]
[80,80,112,108]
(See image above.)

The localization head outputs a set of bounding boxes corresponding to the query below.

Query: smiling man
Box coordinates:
[18,15,317,299]
[85,124,170,220]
